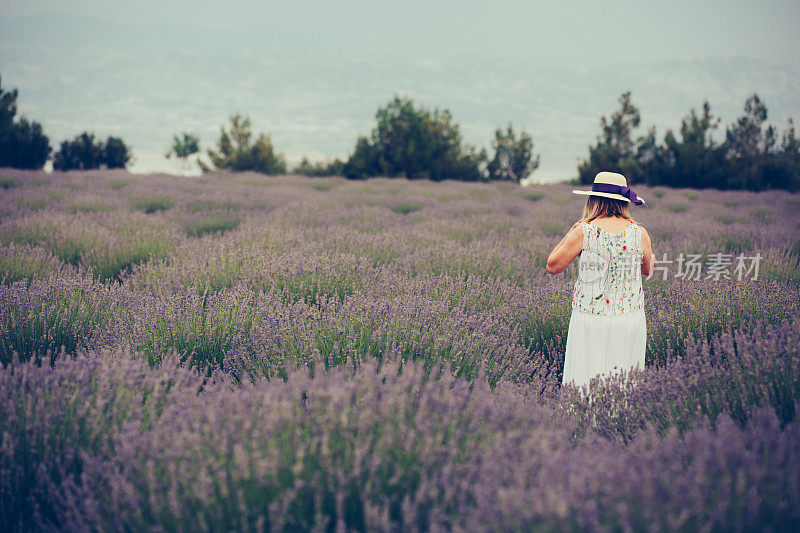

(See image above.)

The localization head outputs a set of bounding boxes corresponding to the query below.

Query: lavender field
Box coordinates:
[1,168,799,531]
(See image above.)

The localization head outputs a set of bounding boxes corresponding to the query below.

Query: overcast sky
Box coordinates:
[2,1,799,178]
[2,0,800,68]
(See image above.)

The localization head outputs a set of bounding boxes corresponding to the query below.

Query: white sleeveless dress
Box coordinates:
[561,220,647,387]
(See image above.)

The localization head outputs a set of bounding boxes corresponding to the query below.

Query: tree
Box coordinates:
[53,132,103,170]
[293,156,345,176]
[0,76,17,133]
[487,123,540,182]
[166,132,200,170]
[103,136,132,168]
[343,96,486,181]
[0,74,51,169]
[650,102,727,188]
[576,92,798,191]
[342,136,380,180]
[202,113,286,174]
[578,91,650,184]
[781,118,800,157]
[761,117,800,191]
[725,94,770,162]
[723,94,783,190]
[52,132,131,171]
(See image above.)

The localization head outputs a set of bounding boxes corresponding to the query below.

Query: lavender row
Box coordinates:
[2,265,797,381]
[1,169,798,286]
[1,348,797,531]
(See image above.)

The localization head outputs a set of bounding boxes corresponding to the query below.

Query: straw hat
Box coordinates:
[572,171,646,205]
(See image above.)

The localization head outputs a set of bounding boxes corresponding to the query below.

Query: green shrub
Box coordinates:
[202,113,287,175]
[714,214,740,225]
[713,233,755,252]
[84,233,176,280]
[19,197,47,210]
[0,244,64,284]
[131,195,175,214]
[53,132,131,170]
[70,200,111,214]
[0,176,17,189]
[667,203,690,213]
[343,96,486,182]
[389,202,424,215]
[0,273,115,365]
[750,207,772,224]
[521,190,544,202]
[109,179,133,190]
[309,182,334,192]
[0,216,93,265]
[539,221,563,237]
[185,214,241,237]
[0,79,52,170]
[487,124,540,182]
[294,157,345,177]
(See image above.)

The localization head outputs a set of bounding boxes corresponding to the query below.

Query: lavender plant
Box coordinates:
[0,168,798,531]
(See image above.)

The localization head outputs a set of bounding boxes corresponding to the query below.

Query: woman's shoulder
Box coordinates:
[627,219,646,231]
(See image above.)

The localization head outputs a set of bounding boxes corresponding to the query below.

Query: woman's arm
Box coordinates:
[550,222,580,256]
[546,223,583,274]
[641,227,655,276]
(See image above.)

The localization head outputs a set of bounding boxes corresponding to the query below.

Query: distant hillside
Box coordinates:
[2,13,799,181]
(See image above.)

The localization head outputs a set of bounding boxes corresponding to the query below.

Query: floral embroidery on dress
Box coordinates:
[572,221,644,316]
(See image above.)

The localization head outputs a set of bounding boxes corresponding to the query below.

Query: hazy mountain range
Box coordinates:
[2,13,799,181]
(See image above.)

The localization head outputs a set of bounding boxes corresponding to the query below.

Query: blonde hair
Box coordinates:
[581,195,633,223]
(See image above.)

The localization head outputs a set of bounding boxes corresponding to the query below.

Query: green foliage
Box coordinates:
[0,244,65,284]
[649,102,729,188]
[53,132,132,171]
[166,132,201,170]
[667,203,690,213]
[103,136,131,168]
[85,231,175,280]
[202,114,287,175]
[185,214,240,237]
[166,132,200,159]
[389,201,424,215]
[487,123,540,182]
[579,93,800,191]
[0,75,51,169]
[293,157,345,176]
[0,274,114,364]
[521,190,544,202]
[0,176,17,189]
[109,178,133,190]
[343,96,486,181]
[131,195,176,214]
[309,182,334,192]
[69,200,111,214]
[53,132,101,171]
[19,197,47,210]
[578,91,653,184]
[720,96,800,191]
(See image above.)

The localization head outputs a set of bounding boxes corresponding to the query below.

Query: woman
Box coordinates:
[546,171,655,387]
